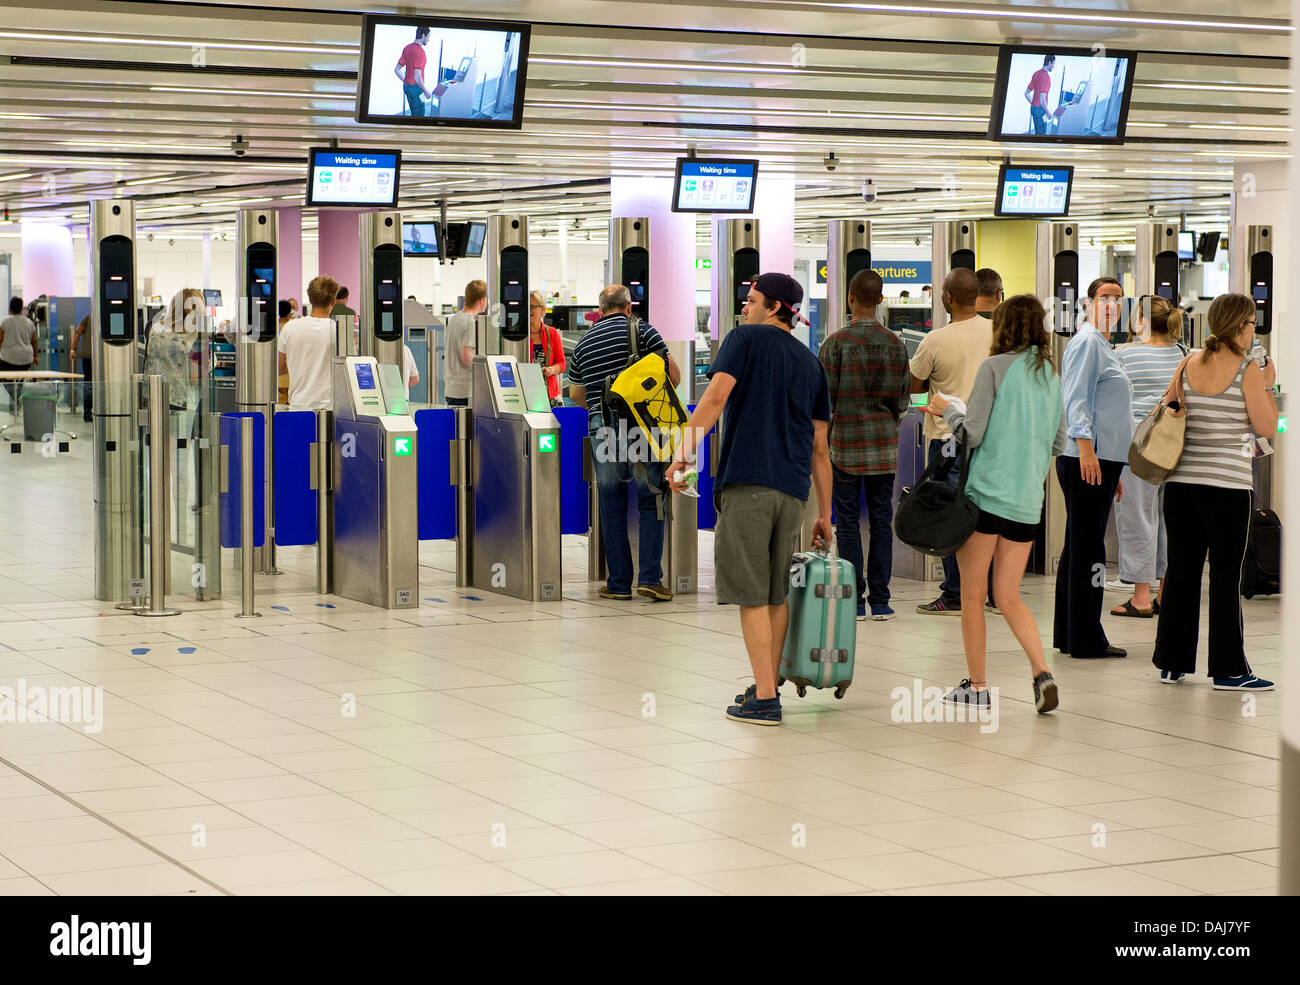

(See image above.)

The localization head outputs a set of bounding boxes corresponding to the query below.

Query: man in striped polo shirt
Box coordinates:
[568,284,682,602]
[819,269,911,621]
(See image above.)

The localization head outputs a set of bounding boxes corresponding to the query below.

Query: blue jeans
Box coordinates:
[832,465,894,607]
[927,439,994,605]
[1030,105,1048,135]
[404,84,427,117]
[592,429,667,593]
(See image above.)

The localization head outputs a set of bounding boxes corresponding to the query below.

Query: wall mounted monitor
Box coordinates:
[672,158,759,213]
[1197,231,1221,263]
[993,165,1074,217]
[988,45,1138,144]
[402,221,440,257]
[355,14,529,129]
[305,148,400,207]
[1178,231,1196,261]
[441,220,487,259]
[203,289,222,306]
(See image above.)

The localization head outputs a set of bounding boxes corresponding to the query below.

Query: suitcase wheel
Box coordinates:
[834,687,847,700]
[796,684,807,698]
[777,675,786,686]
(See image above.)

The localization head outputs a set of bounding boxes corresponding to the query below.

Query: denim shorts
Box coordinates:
[714,485,806,606]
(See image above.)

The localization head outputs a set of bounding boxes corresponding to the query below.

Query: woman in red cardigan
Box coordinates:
[528,290,566,403]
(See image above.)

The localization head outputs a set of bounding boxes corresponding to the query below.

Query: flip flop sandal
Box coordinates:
[1111,599,1154,618]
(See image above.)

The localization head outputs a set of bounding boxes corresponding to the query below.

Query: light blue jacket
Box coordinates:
[1060,323,1134,461]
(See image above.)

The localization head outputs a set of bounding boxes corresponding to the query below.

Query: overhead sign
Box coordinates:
[695,258,712,270]
[817,260,932,285]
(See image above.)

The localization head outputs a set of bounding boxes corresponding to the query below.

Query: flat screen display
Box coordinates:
[106,280,130,301]
[1198,232,1221,262]
[354,15,530,129]
[494,362,516,388]
[305,148,401,207]
[402,222,439,256]
[672,158,759,213]
[203,289,222,306]
[378,282,398,301]
[988,45,1138,144]
[1178,231,1196,260]
[994,165,1074,217]
[252,268,274,297]
[355,364,376,390]
[464,221,486,257]
[108,313,126,337]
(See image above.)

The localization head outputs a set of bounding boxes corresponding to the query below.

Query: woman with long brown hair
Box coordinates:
[928,294,1067,714]
[1153,293,1278,691]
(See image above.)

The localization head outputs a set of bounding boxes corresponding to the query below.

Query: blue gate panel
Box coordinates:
[220,412,265,549]
[415,408,456,540]
[690,406,718,530]
[274,410,317,546]
[553,406,590,536]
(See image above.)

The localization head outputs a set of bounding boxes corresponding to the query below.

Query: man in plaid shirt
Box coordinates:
[818,269,911,621]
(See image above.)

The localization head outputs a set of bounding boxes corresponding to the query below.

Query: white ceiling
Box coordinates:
[0,0,1289,247]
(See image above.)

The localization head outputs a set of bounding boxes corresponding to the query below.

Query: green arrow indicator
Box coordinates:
[538,433,556,453]
[394,437,412,456]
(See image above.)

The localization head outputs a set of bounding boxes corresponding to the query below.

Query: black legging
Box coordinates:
[1053,456,1124,656]
[0,359,32,413]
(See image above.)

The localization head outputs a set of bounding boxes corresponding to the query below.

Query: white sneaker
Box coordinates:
[1105,578,1134,593]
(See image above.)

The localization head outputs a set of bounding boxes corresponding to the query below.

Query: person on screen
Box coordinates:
[394,24,434,118]
[1025,55,1056,135]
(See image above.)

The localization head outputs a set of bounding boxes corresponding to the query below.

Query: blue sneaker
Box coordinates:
[1213,675,1274,691]
[726,696,782,726]
[1159,670,1186,684]
[871,604,895,621]
[734,683,757,704]
[856,600,867,622]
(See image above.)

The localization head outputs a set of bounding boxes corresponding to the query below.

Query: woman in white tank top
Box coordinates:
[1152,293,1279,691]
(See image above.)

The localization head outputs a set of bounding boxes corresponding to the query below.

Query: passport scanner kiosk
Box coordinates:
[329,356,419,609]
[930,220,977,331]
[479,215,530,363]
[825,219,872,337]
[359,212,404,375]
[456,354,562,602]
[1232,225,1278,509]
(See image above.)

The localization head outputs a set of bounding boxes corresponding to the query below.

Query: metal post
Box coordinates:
[137,375,181,617]
[453,406,473,587]
[236,416,260,618]
[585,435,606,581]
[315,408,331,594]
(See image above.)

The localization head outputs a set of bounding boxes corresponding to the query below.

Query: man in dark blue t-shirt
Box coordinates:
[668,272,832,727]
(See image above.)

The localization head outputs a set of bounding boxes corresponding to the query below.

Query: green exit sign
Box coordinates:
[394,437,412,456]
[538,433,556,453]
[1278,416,1288,434]
[695,258,711,270]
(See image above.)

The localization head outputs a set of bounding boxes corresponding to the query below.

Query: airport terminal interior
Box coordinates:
[0,0,1295,899]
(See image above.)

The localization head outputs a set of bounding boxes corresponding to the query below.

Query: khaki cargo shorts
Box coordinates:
[714,484,806,607]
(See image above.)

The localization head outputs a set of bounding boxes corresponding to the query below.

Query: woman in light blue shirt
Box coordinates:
[929,295,1067,715]
[1053,277,1134,660]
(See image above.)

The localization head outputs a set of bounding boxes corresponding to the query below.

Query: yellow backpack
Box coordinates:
[602,318,688,463]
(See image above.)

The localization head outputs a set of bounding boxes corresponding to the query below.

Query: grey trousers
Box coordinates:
[1116,465,1167,585]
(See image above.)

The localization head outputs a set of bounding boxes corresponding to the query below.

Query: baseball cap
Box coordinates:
[751,272,808,324]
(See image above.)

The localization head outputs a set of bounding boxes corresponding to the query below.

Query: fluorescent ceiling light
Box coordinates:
[196,197,273,207]
[806,3,1290,31]
[1138,82,1292,94]
[0,30,357,54]
[150,86,353,101]
[1187,123,1291,132]
[57,140,225,151]
[529,100,984,125]
[0,172,35,182]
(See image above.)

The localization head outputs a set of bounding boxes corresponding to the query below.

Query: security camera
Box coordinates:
[146,232,154,242]
[231,136,249,157]
[824,152,838,172]
[862,179,877,203]
[1146,204,1156,217]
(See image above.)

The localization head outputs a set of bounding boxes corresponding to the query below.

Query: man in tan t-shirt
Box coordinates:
[908,267,994,615]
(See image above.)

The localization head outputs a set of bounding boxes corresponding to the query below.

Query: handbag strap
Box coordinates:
[1163,353,1193,407]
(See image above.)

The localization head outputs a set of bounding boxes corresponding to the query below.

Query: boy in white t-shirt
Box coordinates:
[278,275,340,410]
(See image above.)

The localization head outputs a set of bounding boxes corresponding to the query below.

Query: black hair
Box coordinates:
[848,269,883,306]
[1087,276,1122,300]
[336,286,349,300]
[8,296,21,315]
[278,299,293,319]
[415,24,432,40]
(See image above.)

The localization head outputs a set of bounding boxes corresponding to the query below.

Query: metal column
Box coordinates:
[1232,225,1278,509]
[482,214,530,362]
[1135,221,1181,305]
[609,217,651,322]
[714,217,760,349]
[930,220,977,331]
[359,211,404,374]
[826,219,872,336]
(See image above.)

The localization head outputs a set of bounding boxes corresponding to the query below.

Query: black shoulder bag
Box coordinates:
[893,443,980,556]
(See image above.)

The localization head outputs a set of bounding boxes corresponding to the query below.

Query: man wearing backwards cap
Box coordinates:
[669,272,832,727]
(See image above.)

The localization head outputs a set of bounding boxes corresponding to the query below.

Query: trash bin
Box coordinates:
[20,381,57,442]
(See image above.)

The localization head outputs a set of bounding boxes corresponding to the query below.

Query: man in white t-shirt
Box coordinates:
[278,275,340,410]
[443,279,487,406]
[402,343,419,400]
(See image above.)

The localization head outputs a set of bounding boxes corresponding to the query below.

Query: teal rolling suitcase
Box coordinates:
[779,550,857,699]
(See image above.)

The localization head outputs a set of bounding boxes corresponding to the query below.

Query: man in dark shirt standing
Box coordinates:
[669,273,831,727]
[819,269,910,622]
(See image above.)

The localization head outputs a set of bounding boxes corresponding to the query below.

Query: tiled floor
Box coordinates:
[0,410,1284,895]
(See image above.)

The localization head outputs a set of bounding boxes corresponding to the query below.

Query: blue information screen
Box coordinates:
[308,149,399,207]
[355,364,376,390]
[996,166,1072,216]
[495,362,516,388]
[674,159,758,213]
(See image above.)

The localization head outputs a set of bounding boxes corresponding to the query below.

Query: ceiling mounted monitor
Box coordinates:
[1198,231,1221,263]
[1178,231,1197,261]
[671,158,759,213]
[305,148,400,208]
[402,221,439,257]
[355,14,530,129]
[442,220,487,259]
[993,165,1074,218]
[988,45,1138,145]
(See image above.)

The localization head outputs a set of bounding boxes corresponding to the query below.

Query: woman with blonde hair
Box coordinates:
[1153,293,1278,691]
[927,294,1067,714]
[1111,296,1187,617]
[527,289,566,404]
[143,288,205,411]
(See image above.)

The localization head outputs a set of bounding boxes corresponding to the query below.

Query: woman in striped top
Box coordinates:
[1152,293,1279,691]
[1111,298,1187,618]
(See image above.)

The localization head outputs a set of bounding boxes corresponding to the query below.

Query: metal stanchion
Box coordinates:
[585,435,606,582]
[453,406,472,588]
[236,415,260,618]
[135,375,181,617]
[315,408,331,595]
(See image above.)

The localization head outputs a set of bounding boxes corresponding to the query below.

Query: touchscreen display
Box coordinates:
[495,362,517,388]
[106,281,130,301]
[355,364,376,390]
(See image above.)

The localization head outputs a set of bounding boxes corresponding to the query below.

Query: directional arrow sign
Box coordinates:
[393,437,412,456]
[538,433,556,453]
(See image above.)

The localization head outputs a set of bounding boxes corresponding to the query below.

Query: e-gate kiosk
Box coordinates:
[235,208,279,575]
[1035,220,1081,574]
[90,199,145,602]
[713,217,760,348]
[825,219,872,337]
[359,212,404,374]
[930,220,977,331]
[1232,224,1278,508]
[329,356,419,608]
[1135,222,1181,308]
[480,214,531,362]
[611,217,650,322]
